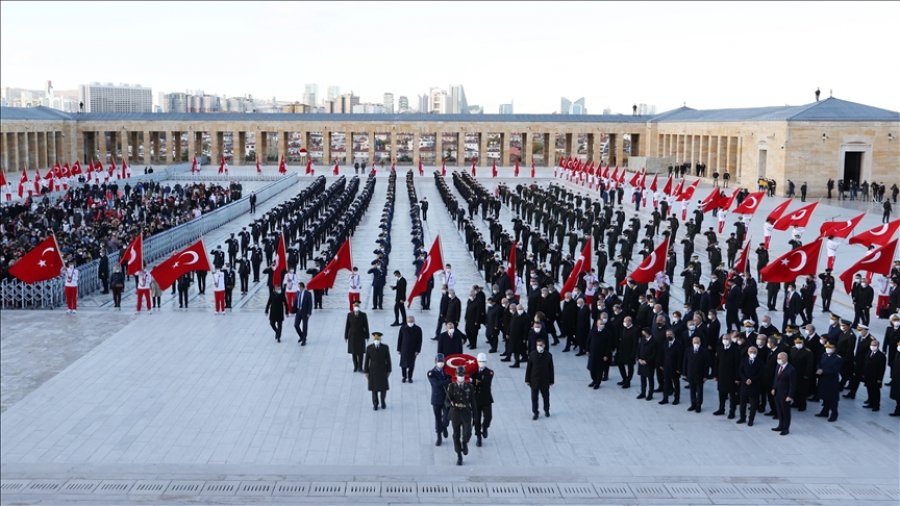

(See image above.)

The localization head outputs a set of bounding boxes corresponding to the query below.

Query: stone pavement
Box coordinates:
[1,168,898,505]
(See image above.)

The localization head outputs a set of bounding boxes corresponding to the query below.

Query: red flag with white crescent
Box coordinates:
[624,237,669,285]
[506,241,517,288]
[408,235,444,307]
[273,232,287,287]
[278,155,286,174]
[760,238,823,283]
[649,174,658,192]
[443,353,478,378]
[773,202,818,230]
[149,239,212,290]
[8,235,65,284]
[732,191,765,215]
[838,238,897,293]
[676,179,699,202]
[818,212,865,239]
[307,238,352,290]
[766,198,793,223]
[561,238,592,296]
[119,233,144,276]
[848,219,900,247]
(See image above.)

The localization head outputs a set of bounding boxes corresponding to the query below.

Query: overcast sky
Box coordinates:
[2,1,899,114]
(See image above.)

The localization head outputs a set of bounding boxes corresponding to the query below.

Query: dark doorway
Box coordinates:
[843,151,862,183]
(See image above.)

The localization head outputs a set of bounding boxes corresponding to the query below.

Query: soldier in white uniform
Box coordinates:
[441,264,456,291]
[63,260,79,314]
[212,267,226,315]
[136,267,152,314]
[348,266,362,311]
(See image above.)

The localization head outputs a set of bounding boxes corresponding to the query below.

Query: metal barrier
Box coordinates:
[0,173,299,309]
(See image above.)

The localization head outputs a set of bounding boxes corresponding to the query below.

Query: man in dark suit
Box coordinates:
[863,339,887,411]
[345,301,370,372]
[265,285,289,343]
[783,284,802,331]
[815,342,843,421]
[505,304,530,367]
[737,346,763,426]
[427,354,451,446]
[683,336,709,412]
[616,316,639,388]
[397,316,423,383]
[464,290,485,350]
[659,329,683,404]
[437,321,465,357]
[771,351,796,435]
[390,270,407,326]
[434,287,450,340]
[714,333,741,418]
[292,282,313,345]
[637,328,657,401]
[485,298,503,353]
[788,334,814,411]
[472,353,494,447]
[525,338,554,419]
[445,289,462,327]
[364,332,392,410]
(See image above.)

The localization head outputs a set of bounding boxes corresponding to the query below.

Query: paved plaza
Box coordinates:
[1,167,898,504]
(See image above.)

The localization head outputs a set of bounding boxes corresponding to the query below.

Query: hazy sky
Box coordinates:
[2,1,899,114]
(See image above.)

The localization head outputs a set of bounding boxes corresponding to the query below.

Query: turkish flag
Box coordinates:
[818,212,865,238]
[848,219,900,247]
[471,158,477,177]
[257,158,262,174]
[407,235,444,307]
[441,160,446,177]
[279,155,286,174]
[150,240,211,290]
[561,238,592,296]
[700,188,722,213]
[333,160,339,175]
[307,238,353,290]
[17,167,28,197]
[718,188,741,211]
[773,202,818,230]
[8,235,65,284]
[191,157,198,174]
[677,179,699,202]
[418,158,424,176]
[218,157,225,174]
[610,166,619,183]
[506,241,517,288]
[601,164,610,179]
[273,232,288,287]
[766,198,793,223]
[88,159,96,174]
[649,174,658,192]
[530,160,536,178]
[671,178,683,199]
[305,159,312,175]
[443,353,478,378]
[732,191,765,215]
[0,169,6,187]
[492,159,497,178]
[734,236,751,274]
[514,159,519,177]
[71,161,82,176]
[760,238,823,283]
[625,237,668,285]
[121,157,128,179]
[628,170,641,187]
[617,167,625,184]
[838,238,898,293]
[119,233,143,276]
[108,160,116,178]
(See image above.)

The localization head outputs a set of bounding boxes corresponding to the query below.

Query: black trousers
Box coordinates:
[401,365,415,380]
[372,289,384,309]
[101,277,109,293]
[196,274,206,293]
[739,388,759,422]
[432,405,449,433]
[294,316,308,342]
[465,326,479,348]
[689,379,704,407]
[112,287,123,307]
[718,390,737,414]
[393,300,406,324]
[663,371,680,401]
[450,408,472,454]
[487,330,499,351]
[371,390,386,407]
[618,363,634,384]
[178,288,189,307]
[865,381,881,408]
[775,396,791,430]
[640,373,655,397]
[421,289,432,309]
[225,289,233,309]
[821,290,832,311]
[269,319,283,340]
[852,306,870,327]
[352,352,364,371]
[240,275,249,293]
[531,385,550,414]
[473,403,492,436]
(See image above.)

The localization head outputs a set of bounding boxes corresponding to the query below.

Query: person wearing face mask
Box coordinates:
[472,353,494,447]
[447,365,473,465]
[659,330,683,405]
[345,301,371,372]
[826,314,842,343]
[890,341,900,416]
[364,332,392,411]
[560,292,579,353]
[637,328,658,401]
[836,320,857,390]
[437,321,465,357]
[527,314,549,354]
[815,342,843,421]
[485,297,503,354]
[575,297,592,357]
[803,324,825,401]
[427,354,451,446]
[845,324,873,400]
[683,336,710,412]
[586,316,612,389]
[390,271,407,327]
[434,286,450,341]
[525,338,554,419]
[884,315,900,386]
[265,285,289,343]
[713,332,741,418]
[852,277,874,328]
[862,338,886,412]
[782,283,801,331]
[737,346,763,426]
[397,316,422,383]
[771,351,797,435]
[445,289,462,328]
[788,336,813,412]
[617,316,639,389]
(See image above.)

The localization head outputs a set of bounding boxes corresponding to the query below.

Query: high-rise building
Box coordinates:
[637,103,657,115]
[383,93,394,113]
[449,84,469,114]
[398,96,409,113]
[560,96,586,115]
[327,93,359,114]
[352,103,386,114]
[304,84,318,107]
[499,102,513,114]
[429,88,448,114]
[417,94,429,114]
[327,85,341,102]
[163,92,188,113]
[79,83,152,113]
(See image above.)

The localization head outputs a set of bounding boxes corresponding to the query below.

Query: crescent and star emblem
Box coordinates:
[38,247,55,268]
[791,210,808,221]
[780,250,808,272]
[127,248,137,265]
[745,196,758,209]
[174,251,199,267]
[638,252,657,271]
[860,251,882,264]
[870,224,889,236]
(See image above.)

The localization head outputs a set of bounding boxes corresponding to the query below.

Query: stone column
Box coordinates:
[322,131,331,165]
[238,132,247,165]
[524,132,534,166]
[543,133,551,166]
[368,130,376,164]
[388,130,397,165]
[479,131,488,168]
[13,132,22,170]
[151,132,160,164]
[412,131,421,166]
[614,134,625,168]
[499,132,508,167]
[631,133,642,157]
[0,132,7,171]
[343,130,351,165]
[724,136,732,174]
[278,131,288,165]
[434,131,442,165]
[141,130,150,164]
[457,132,465,166]
[50,131,59,166]
[27,132,37,169]
[187,131,196,162]
[37,132,47,168]
[607,134,617,166]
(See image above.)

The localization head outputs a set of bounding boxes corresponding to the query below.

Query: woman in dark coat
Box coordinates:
[397,316,423,383]
[364,332,392,410]
[586,318,612,389]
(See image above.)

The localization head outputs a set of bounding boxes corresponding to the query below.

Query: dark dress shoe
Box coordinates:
[443,428,449,438]
[736,419,746,424]
[828,416,838,422]
[779,430,789,435]
[532,413,539,420]
[373,405,378,411]
[658,399,669,405]
[545,411,550,417]
[771,427,783,431]
[457,454,463,465]
[672,400,679,406]
[435,435,442,446]
[713,410,725,416]
[637,393,646,399]
[476,437,482,447]
[748,420,754,427]
[815,412,828,417]
[482,427,488,438]
[593,384,600,390]
[687,406,696,412]
[500,357,511,362]
[509,364,520,368]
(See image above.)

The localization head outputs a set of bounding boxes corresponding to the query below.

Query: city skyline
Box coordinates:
[2,2,900,114]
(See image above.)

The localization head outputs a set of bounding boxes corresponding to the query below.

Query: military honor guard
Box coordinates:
[472,353,494,446]
[447,365,474,465]
[345,301,370,372]
[427,354,451,446]
[364,332,391,410]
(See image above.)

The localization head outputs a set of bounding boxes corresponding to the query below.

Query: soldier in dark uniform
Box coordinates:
[177,272,192,309]
[264,285,289,343]
[472,353,494,447]
[525,337,554,419]
[427,354,451,446]
[223,266,236,310]
[226,233,239,269]
[815,341,842,421]
[819,269,835,313]
[250,245,263,283]
[447,365,474,465]
[345,301,370,372]
[396,315,422,383]
[364,332,391,410]
[238,255,251,294]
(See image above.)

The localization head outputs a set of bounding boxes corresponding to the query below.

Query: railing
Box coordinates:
[0,173,299,309]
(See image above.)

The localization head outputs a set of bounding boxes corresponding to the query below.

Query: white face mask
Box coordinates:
[436,362,444,368]
[749,353,757,359]
[825,348,836,355]
[456,376,465,384]
[688,324,696,331]
[722,339,730,346]
[777,359,785,366]
[533,326,541,332]
[374,340,381,347]
[794,344,803,350]
[478,362,486,369]
[757,339,766,347]
[353,308,359,313]
[672,318,680,324]
[536,346,545,353]
[870,345,879,352]
[893,321,900,328]
[693,344,700,351]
